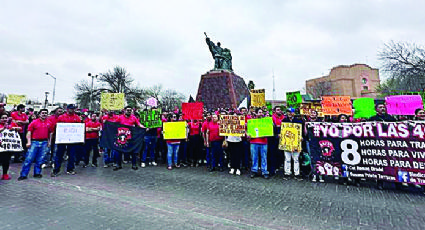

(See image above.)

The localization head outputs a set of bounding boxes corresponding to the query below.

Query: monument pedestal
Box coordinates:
[196,70,249,109]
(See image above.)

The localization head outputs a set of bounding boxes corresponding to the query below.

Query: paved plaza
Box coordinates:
[1,162,425,230]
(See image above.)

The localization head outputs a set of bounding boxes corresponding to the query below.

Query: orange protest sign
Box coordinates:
[321,96,352,115]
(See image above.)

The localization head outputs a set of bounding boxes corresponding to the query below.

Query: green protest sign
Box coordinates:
[286,91,302,108]
[353,98,376,119]
[247,117,274,138]
[139,109,162,128]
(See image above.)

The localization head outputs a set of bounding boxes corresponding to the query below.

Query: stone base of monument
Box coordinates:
[196,70,249,109]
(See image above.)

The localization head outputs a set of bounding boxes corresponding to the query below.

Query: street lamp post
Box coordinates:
[88,73,98,111]
[44,92,50,108]
[45,73,56,105]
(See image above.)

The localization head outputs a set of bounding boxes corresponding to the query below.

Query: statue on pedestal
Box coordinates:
[205,32,233,71]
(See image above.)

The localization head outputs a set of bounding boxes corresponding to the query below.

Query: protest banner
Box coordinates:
[139,109,162,128]
[7,94,27,105]
[250,89,266,107]
[0,129,23,152]
[306,121,425,185]
[286,91,302,108]
[182,102,204,120]
[353,97,376,119]
[321,96,353,115]
[219,115,246,136]
[100,121,145,153]
[55,123,85,144]
[163,121,187,140]
[100,93,125,110]
[300,103,323,117]
[247,117,274,138]
[279,122,303,152]
[385,95,424,116]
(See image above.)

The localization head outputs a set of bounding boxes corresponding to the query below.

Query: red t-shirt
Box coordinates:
[117,114,141,127]
[189,121,201,136]
[28,118,54,140]
[85,120,102,139]
[201,120,210,133]
[47,115,60,128]
[0,122,19,130]
[207,121,223,142]
[11,111,28,133]
[101,114,119,123]
[250,137,268,144]
[272,114,285,126]
[58,113,82,123]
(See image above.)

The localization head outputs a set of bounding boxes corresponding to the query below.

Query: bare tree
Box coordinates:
[306,80,332,99]
[160,89,185,111]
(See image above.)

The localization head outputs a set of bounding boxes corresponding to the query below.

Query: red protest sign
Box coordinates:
[182,102,204,120]
[321,96,353,115]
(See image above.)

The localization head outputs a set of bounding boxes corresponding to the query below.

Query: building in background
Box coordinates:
[306,64,380,99]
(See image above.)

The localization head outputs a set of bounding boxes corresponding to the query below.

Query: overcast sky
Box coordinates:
[1,0,424,104]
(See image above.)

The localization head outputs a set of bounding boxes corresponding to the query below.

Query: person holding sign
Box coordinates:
[51,104,82,177]
[188,119,202,167]
[0,112,21,180]
[11,104,29,163]
[18,109,54,181]
[100,110,118,167]
[206,113,225,172]
[247,109,270,179]
[282,108,304,181]
[165,114,182,170]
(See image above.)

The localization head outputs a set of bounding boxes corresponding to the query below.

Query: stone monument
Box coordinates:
[196,33,249,109]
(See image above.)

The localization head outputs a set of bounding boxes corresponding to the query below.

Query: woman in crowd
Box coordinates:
[166,113,181,170]
[0,112,21,180]
[415,108,425,120]
[206,113,224,172]
[226,112,243,176]
[188,119,202,167]
[248,109,269,179]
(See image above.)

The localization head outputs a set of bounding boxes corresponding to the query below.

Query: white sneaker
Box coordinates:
[151,162,157,166]
[229,168,235,174]
[141,162,146,168]
[103,164,109,168]
[312,175,317,182]
[236,169,241,175]
[319,176,324,183]
[41,164,47,169]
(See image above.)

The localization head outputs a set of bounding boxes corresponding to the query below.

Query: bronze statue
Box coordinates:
[205,32,233,71]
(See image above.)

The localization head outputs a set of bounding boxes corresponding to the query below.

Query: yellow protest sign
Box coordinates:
[163,121,187,140]
[250,89,265,107]
[101,93,125,110]
[219,115,246,136]
[7,94,27,105]
[300,103,323,117]
[279,122,302,152]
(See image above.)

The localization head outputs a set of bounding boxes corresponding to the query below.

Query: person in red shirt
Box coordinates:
[201,112,212,166]
[100,110,118,167]
[247,109,270,179]
[113,106,145,171]
[84,113,102,167]
[51,104,82,177]
[11,104,29,163]
[269,106,285,176]
[18,109,54,180]
[206,113,225,172]
[0,112,21,180]
[165,113,182,170]
[188,119,202,167]
[43,107,64,168]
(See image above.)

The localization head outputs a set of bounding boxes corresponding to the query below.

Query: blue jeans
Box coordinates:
[167,143,179,167]
[20,141,48,177]
[54,144,77,173]
[103,148,114,164]
[250,143,268,175]
[142,136,157,163]
[211,141,223,169]
[115,150,137,167]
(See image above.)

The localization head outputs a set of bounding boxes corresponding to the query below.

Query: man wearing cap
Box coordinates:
[282,108,304,181]
[51,104,81,176]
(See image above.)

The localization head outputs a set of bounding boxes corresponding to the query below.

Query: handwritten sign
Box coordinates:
[0,129,23,152]
[219,115,246,136]
[163,121,187,140]
[139,109,162,128]
[321,96,352,115]
[385,95,424,115]
[247,117,274,138]
[55,123,85,144]
[286,91,302,108]
[182,102,204,120]
[7,94,27,105]
[250,89,266,107]
[300,103,323,117]
[353,98,376,119]
[101,93,125,110]
[279,122,302,152]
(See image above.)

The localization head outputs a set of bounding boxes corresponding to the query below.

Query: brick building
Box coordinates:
[306,64,380,99]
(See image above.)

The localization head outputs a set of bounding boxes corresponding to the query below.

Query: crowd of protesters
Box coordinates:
[1,101,425,192]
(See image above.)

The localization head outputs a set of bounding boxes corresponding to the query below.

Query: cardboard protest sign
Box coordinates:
[0,129,23,152]
[139,109,162,128]
[55,123,85,144]
[300,103,323,117]
[353,98,376,119]
[182,102,204,120]
[7,94,27,105]
[247,117,274,138]
[279,122,302,152]
[385,95,424,115]
[163,121,187,140]
[321,96,352,115]
[286,91,302,108]
[100,93,125,110]
[219,115,246,136]
[250,89,266,107]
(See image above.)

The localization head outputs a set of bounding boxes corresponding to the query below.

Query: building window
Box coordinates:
[362,78,368,84]
[363,86,369,90]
